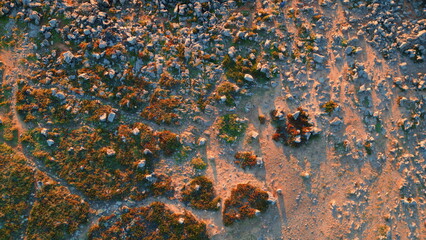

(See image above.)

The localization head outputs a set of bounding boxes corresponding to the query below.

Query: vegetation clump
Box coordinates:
[21,124,179,201]
[191,157,207,170]
[218,114,247,143]
[181,176,220,211]
[234,151,258,169]
[157,130,182,156]
[141,95,182,125]
[215,81,239,106]
[88,202,209,240]
[26,172,89,240]
[223,184,270,226]
[0,144,34,239]
[321,100,338,114]
[272,108,316,146]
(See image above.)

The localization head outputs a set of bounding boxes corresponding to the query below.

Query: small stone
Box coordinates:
[137,159,146,168]
[62,51,74,63]
[255,209,261,216]
[294,135,302,143]
[330,117,343,126]
[313,53,326,63]
[198,137,207,146]
[106,148,116,157]
[127,36,137,45]
[250,131,259,139]
[107,112,116,122]
[143,149,152,155]
[292,111,300,120]
[47,139,55,146]
[244,74,254,82]
[132,128,140,135]
[41,128,48,137]
[99,113,107,122]
[256,157,264,166]
[345,46,354,55]
[178,217,185,224]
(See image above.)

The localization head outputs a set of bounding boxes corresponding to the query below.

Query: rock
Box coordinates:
[178,217,185,224]
[99,40,107,49]
[313,53,326,63]
[56,91,66,100]
[228,46,236,57]
[143,149,152,155]
[137,159,146,168]
[220,95,227,102]
[345,46,354,55]
[99,113,107,122]
[107,112,116,122]
[132,128,140,135]
[294,135,302,143]
[41,128,48,137]
[255,209,261,216]
[145,174,156,183]
[49,19,58,28]
[292,111,300,120]
[416,30,426,43]
[250,131,259,139]
[301,171,310,179]
[127,36,137,45]
[330,117,343,126]
[198,137,207,146]
[106,148,116,157]
[47,139,55,146]
[244,74,254,82]
[256,157,264,166]
[62,51,74,63]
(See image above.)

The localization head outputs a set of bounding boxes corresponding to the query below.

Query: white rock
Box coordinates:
[143,148,153,155]
[255,209,261,216]
[178,217,185,224]
[132,128,140,135]
[250,131,259,139]
[256,157,264,166]
[106,148,116,157]
[294,135,302,143]
[99,113,107,122]
[198,137,207,146]
[127,36,137,45]
[47,139,55,146]
[137,159,146,168]
[244,74,254,82]
[41,128,48,137]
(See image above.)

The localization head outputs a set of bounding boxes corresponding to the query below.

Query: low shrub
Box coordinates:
[88,202,209,240]
[181,176,220,211]
[223,184,269,226]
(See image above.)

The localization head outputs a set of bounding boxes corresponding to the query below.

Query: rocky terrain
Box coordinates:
[0,0,425,239]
